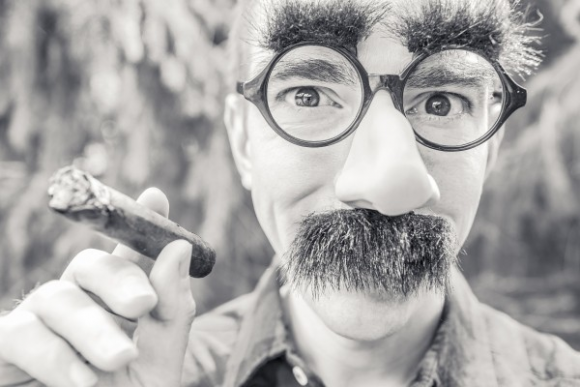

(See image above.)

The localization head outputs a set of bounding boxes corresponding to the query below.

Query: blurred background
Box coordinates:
[0,0,579,349]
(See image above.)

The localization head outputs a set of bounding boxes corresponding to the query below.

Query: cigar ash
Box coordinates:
[48,166,113,227]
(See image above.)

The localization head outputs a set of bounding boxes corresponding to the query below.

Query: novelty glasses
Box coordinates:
[236,43,527,151]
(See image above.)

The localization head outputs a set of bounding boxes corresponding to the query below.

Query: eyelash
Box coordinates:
[406,91,473,119]
[275,87,341,107]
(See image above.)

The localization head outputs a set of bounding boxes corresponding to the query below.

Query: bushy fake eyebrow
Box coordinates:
[392,2,506,61]
[270,59,357,85]
[259,0,504,59]
[257,0,387,53]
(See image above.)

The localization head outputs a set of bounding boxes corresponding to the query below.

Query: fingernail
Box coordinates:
[122,277,157,305]
[69,363,98,387]
[99,338,138,362]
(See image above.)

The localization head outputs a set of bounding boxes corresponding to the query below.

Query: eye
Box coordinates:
[425,95,451,116]
[283,87,341,108]
[406,93,466,118]
[295,87,320,107]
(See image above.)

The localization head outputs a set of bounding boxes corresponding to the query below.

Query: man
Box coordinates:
[0,0,579,386]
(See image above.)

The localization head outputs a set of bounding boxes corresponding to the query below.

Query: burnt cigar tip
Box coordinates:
[190,251,216,278]
[48,166,110,212]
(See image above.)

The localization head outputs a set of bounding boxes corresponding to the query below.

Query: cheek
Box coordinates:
[245,101,489,254]
[246,104,350,254]
[421,145,488,247]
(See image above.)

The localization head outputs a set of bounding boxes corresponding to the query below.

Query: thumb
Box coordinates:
[146,240,195,322]
[131,240,195,383]
[112,187,170,273]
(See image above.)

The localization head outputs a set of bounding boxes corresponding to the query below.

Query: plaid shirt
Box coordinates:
[182,266,580,387]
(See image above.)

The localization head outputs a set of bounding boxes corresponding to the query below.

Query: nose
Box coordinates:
[335,90,440,216]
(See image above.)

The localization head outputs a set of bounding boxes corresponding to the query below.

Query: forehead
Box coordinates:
[242,0,504,74]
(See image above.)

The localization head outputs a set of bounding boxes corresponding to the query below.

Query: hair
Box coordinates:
[279,209,457,299]
[227,0,542,89]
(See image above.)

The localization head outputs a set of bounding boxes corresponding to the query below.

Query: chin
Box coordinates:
[300,286,419,342]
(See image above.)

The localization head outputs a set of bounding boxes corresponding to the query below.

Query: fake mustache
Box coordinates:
[280,209,457,298]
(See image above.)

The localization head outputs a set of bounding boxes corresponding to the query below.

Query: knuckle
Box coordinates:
[114,264,148,284]
[75,305,113,329]
[58,308,133,371]
[40,332,73,361]
[0,309,37,341]
[30,334,81,384]
[21,280,77,309]
[37,280,77,300]
[0,311,49,363]
[76,250,145,285]
[75,307,128,344]
[62,248,107,280]
[182,297,197,324]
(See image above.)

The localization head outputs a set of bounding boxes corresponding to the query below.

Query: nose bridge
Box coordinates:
[366,90,414,153]
[378,74,401,89]
[335,90,440,216]
[369,74,404,112]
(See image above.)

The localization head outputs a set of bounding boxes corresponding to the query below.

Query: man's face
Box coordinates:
[226,0,503,333]
[246,38,490,245]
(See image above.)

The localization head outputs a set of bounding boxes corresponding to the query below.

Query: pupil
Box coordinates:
[295,87,320,107]
[426,95,451,116]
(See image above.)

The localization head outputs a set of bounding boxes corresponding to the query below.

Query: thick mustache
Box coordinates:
[294,208,452,255]
[281,208,456,297]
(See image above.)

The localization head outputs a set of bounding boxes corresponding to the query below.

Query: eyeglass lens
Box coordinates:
[265,45,504,147]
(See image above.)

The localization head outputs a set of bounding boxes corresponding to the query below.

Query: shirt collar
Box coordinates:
[433,268,499,386]
[223,265,289,387]
[224,265,499,387]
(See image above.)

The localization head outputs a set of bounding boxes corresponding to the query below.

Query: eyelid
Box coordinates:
[269,61,358,85]
[276,86,344,106]
[406,90,473,108]
[275,85,345,104]
[270,76,361,91]
[405,92,469,116]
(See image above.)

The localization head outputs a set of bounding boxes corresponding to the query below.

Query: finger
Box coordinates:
[0,309,98,387]
[147,240,194,322]
[131,240,196,384]
[61,249,157,320]
[112,187,169,269]
[19,281,138,372]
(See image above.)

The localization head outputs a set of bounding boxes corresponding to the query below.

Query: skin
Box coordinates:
[0,0,504,386]
[225,1,503,385]
[0,189,196,387]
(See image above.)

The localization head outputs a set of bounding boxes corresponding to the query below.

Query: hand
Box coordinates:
[0,188,197,387]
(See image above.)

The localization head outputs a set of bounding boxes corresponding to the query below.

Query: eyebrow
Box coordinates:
[405,65,498,90]
[406,73,492,90]
[392,2,506,60]
[258,0,506,61]
[257,0,388,53]
[270,59,357,85]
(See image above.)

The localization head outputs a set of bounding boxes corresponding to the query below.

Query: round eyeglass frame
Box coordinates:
[236,42,527,152]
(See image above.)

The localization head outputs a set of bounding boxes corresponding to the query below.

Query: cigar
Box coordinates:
[47,166,215,278]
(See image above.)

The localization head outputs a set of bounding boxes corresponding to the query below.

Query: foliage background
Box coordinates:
[0,0,579,349]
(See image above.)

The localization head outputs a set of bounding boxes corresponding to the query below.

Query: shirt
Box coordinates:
[182,266,580,387]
